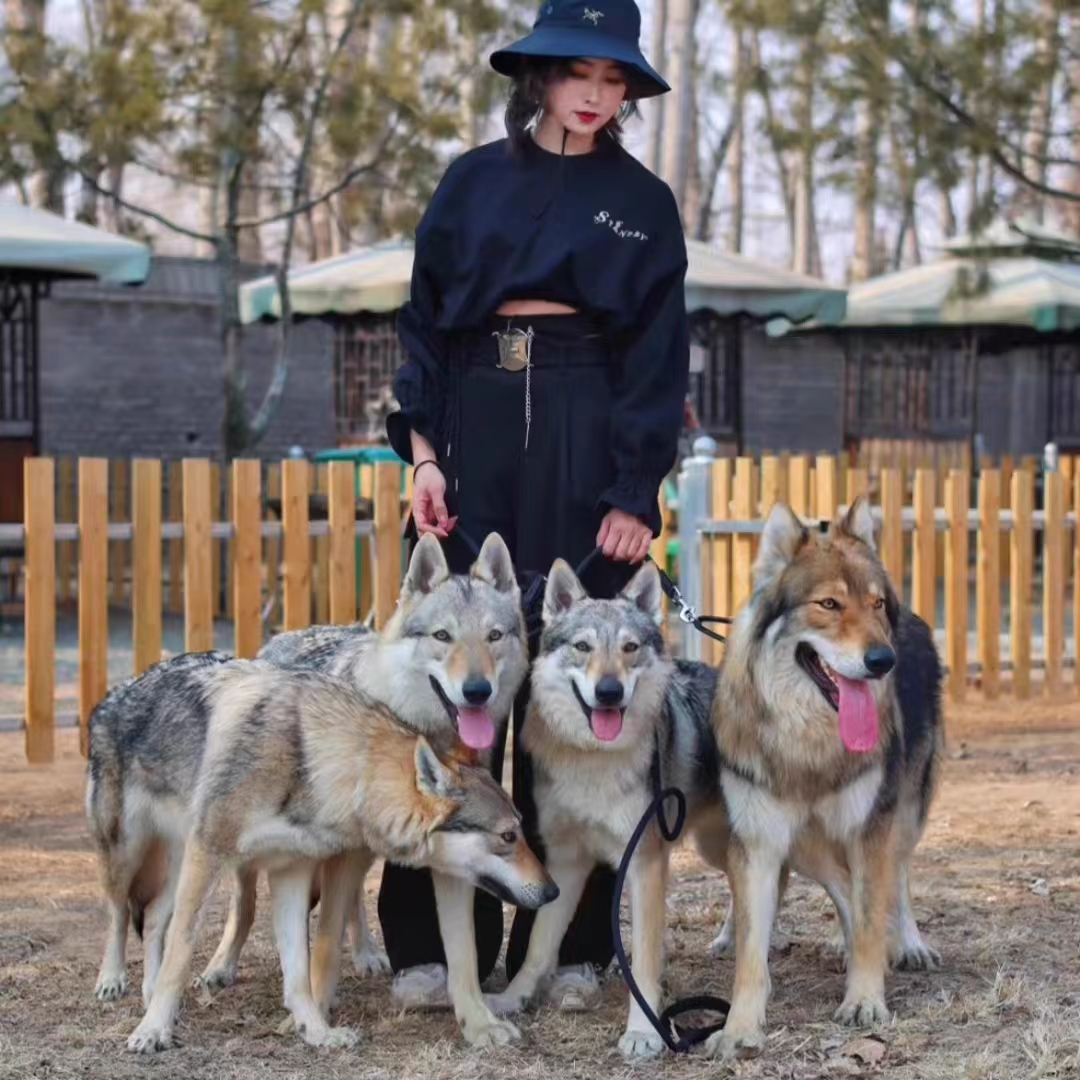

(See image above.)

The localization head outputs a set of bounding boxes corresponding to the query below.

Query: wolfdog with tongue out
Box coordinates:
[207,530,529,1008]
[702,496,942,1063]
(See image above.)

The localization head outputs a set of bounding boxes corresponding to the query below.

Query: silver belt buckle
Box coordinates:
[492,328,531,372]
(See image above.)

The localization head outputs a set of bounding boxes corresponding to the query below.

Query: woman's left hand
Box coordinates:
[597,508,653,564]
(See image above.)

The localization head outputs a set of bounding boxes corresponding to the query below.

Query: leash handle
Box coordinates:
[611,784,729,1054]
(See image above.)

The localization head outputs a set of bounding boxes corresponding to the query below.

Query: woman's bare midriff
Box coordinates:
[495,299,579,315]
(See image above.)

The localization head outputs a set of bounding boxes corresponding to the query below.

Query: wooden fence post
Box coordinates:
[879,468,903,590]
[132,459,163,676]
[79,458,109,756]
[24,458,55,764]
[788,455,810,519]
[709,458,732,664]
[282,459,311,632]
[976,470,1001,700]
[1010,469,1033,698]
[57,455,75,605]
[732,458,755,613]
[232,459,263,659]
[329,461,357,626]
[1043,471,1065,697]
[183,459,214,652]
[944,470,969,701]
[815,454,838,521]
[373,463,402,630]
[168,461,183,614]
[912,468,936,625]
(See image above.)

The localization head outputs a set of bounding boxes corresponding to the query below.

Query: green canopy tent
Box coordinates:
[0,201,151,525]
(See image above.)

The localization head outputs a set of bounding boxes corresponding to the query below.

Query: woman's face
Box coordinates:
[544,57,628,139]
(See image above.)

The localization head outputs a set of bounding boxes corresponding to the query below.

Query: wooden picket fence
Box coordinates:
[687,453,1079,706]
[9,450,1080,766]
[13,456,411,765]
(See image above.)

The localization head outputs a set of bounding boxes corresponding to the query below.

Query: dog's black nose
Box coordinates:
[594,676,624,707]
[462,676,492,704]
[864,646,896,678]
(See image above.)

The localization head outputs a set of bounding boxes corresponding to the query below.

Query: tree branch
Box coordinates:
[249,0,367,443]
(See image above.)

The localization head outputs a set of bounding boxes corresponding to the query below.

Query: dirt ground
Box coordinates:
[1,700,1078,1080]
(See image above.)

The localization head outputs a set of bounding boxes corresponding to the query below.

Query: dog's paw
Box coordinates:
[352,942,391,977]
[126,1019,175,1054]
[892,940,941,972]
[704,1027,766,1061]
[619,1028,666,1060]
[462,1017,521,1048]
[485,991,527,1017]
[299,1022,361,1050]
[95,971,128,1002]
[834,994,891,1027]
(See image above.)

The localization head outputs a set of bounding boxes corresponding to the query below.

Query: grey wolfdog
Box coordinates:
[89,660,557,1053]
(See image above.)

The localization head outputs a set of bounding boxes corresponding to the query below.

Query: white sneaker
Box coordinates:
[543,964,601,1011]
[391,963,451,1010]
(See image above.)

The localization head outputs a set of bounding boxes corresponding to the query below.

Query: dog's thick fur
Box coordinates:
[702,498,942,1061]
[486,559,697,1059]
[89,660,556,1054]
[213,530,529,999]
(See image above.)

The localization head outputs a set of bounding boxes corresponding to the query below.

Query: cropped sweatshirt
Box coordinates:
[387,132,689,533]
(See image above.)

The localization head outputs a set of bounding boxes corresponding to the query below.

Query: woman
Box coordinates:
[382,0,689,1006]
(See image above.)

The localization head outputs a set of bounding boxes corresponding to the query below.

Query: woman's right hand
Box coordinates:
[412,460,457,539]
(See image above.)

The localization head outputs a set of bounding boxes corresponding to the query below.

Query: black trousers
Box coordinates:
[377,314,636,982]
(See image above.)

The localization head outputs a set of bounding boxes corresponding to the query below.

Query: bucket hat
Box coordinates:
[490,0,669,99]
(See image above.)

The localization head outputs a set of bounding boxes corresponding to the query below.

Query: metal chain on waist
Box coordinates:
[524,326,533,450]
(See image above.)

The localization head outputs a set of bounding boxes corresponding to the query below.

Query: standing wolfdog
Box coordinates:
[89,660,556,1053]
[210,529,529,1000]
[703,498,942,1061]
[487,558,696,1059]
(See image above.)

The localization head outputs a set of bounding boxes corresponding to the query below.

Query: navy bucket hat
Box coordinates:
[490,0,670,99]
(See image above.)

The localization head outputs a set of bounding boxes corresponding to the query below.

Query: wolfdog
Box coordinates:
[88,659,556,1054]
[218,529,529,1005]
[702,498,942,1061]
[486,558,717,1059]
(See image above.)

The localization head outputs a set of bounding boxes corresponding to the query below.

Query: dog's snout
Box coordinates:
[462,675,492,704]
[594,676,624,707]
[864,645,896,678]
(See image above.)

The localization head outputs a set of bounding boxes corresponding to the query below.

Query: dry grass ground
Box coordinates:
[1,699,1078,1080]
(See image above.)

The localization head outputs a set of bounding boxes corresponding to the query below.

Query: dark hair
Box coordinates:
[504,56,641,154]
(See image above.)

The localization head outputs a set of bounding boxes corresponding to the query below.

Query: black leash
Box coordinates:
[608,734,731,1054]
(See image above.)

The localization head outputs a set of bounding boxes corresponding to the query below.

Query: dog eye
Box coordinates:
[488,629,503,643]
[872,597,885,609]
[622,642,640,654]
[500,830,517,844]
[432,629,452,643]
[817,598,840,611]
[573,641,591,653]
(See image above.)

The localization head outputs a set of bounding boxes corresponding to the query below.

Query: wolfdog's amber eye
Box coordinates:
[872,597,885,609]
[433,629,452,643]
[574,641,591,653]
[817,598,840,611]
[500,830,517,844]
[488,629,504,643]
[623,642,640,654]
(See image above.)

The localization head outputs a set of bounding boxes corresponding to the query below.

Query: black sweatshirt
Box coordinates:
[387,133,689,531]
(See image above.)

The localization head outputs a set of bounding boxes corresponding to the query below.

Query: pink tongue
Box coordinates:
[836,675,879,753]
[457,707,496,750]
[590,708,623,742]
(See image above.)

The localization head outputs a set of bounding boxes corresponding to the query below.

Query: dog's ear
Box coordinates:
[401,534,450,600]
[621,561,663,626]
[472,532,517,594]
[755,503,808,588]
[414,737,455,800]
[543,559,586,621]
[835,496,877,551]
